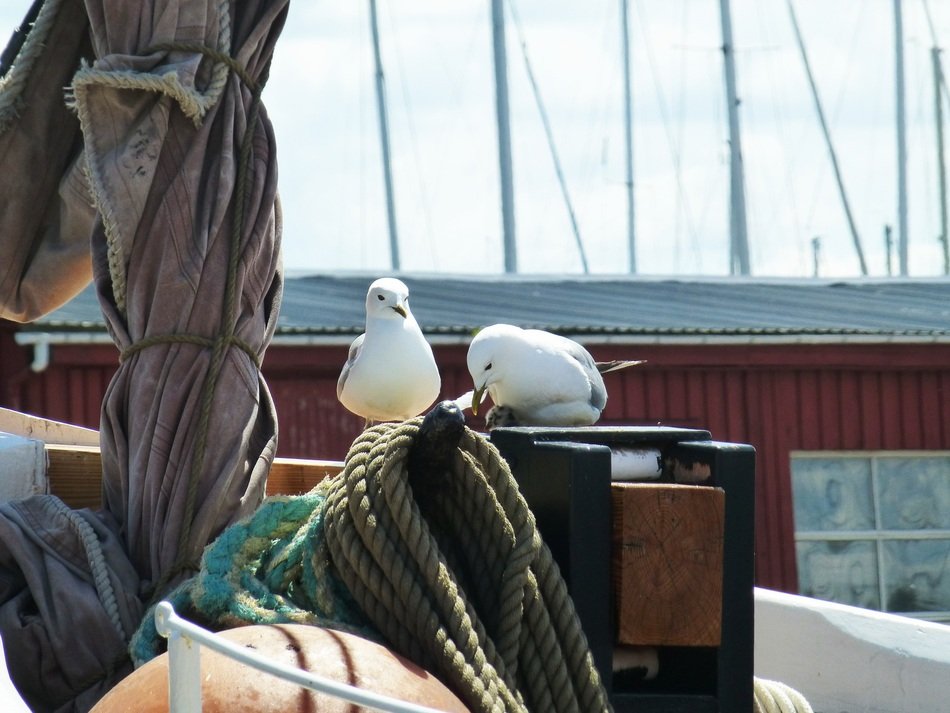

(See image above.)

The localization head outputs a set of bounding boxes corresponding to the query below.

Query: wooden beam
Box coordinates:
[45,444,342,510]
[0,407,99,447]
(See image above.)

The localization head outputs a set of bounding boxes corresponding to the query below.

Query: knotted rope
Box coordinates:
[0,0,59,131]
[131,419,611,713]
[324,419,611,713]
[129,485,374,664]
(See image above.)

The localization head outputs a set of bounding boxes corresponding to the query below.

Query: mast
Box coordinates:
[718,0,750,276]
[369,0,400,270]
[933,47,950,274]
[894,0,908,275]
[621,0,636,273]
[490,0,517,273]
[786,0,867,275]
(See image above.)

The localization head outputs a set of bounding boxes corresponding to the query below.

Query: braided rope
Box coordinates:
[129,486,373,666]
[0,0,65,132]
[754,677,814,713]
[166,39,274,586]
[119,332,262,369]
[67,0,232,316]
[48,498,128,641]
[323,420,612,713]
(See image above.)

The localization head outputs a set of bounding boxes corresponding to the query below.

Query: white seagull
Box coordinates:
[337,278,441,426]
[466,323,643,428]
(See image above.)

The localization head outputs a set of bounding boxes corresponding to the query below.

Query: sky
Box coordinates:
[4,0,950,279]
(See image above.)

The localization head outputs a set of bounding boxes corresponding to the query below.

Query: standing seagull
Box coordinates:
[467,323,642,428]
[338,278,441,426]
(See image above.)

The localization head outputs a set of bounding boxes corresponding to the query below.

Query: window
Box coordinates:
[791,452,950,623]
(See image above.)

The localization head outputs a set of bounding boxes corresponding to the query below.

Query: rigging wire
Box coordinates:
[505,0,590,273]
[358,1,369,267]
[921,0,950,273]
[419,1,488,256]
[633,2,703,260]
[754,0,806,273]
[922,0,950,106]
[384,4,438,268]
[802,1,869,237]
[786,0,868,275]
[575,0,619,269]
[672,1,688,272]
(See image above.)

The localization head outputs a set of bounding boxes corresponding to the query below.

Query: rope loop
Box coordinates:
[118,332,261,369]
[144,41,259,94]
[323,420,611,713]
[754,677,814,713]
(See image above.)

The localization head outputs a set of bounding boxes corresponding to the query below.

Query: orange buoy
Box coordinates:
[91,624,468,712]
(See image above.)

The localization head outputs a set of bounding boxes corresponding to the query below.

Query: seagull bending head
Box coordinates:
[467,323,642,428]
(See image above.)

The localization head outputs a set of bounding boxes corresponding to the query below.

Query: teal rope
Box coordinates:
[130,483,374,666]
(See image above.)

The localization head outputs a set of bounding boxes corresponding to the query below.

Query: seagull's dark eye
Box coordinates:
[485,362,492,370]
[377,294,385,301]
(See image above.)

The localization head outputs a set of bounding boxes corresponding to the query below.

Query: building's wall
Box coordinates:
[3,337,950,593]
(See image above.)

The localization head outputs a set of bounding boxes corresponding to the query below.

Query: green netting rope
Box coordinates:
[130,419,611,713]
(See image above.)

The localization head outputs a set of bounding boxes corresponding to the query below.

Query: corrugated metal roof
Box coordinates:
[22,274,950,340]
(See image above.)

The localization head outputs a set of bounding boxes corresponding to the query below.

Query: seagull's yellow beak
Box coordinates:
[392,303,408,318]
[471,384,486,416]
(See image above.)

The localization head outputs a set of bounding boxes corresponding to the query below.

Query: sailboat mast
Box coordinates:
[621,0,636,273]
[718,0,750,276]
[933,47,950,275]
[490,0,517,273]
[786,0,867,275]
[894,0,908,275]
[369,0,400,270]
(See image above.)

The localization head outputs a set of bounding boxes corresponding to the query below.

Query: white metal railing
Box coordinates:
[154,601,450,713]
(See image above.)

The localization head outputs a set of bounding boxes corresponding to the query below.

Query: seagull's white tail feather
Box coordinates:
[596,359,645,374]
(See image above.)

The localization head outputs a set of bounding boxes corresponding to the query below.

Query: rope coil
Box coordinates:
[131,419,611,713]
[323,420,611,713]
[754,677,814,713]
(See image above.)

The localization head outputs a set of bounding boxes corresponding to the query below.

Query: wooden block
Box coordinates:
[46,444,103,510]
[45,444,343,510]
[265,458,342,496]
[611,482,724,647]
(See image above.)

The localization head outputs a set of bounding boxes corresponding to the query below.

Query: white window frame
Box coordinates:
[791,450,950,623]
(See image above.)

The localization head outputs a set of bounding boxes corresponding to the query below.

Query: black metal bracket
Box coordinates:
[491,426,755,713]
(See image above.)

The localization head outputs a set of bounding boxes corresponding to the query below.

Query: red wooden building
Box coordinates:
[2,275,949,618]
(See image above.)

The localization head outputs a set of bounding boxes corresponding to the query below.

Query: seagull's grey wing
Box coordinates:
[337,333,365,400]
[588,372,608,411]
[558,338,608,411]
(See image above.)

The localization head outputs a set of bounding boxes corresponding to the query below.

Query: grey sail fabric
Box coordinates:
[0,0,95,323]
[0,0,287,709]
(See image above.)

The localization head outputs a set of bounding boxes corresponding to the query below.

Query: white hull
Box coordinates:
[755,587,950,713]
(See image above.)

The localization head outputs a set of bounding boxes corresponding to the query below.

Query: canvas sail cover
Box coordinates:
[0,0,287,709]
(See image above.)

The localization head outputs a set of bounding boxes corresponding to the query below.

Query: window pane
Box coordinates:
[796,540,880,609]
[882,539,950,613]
[791,458,874,531]
[877,457,950,530]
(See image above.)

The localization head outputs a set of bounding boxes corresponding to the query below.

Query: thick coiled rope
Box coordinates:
[323,419,611,713]
[130,418,610,712]
[753,677,814,713]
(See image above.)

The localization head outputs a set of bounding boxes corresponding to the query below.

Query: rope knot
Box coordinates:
[323,420,611,713]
